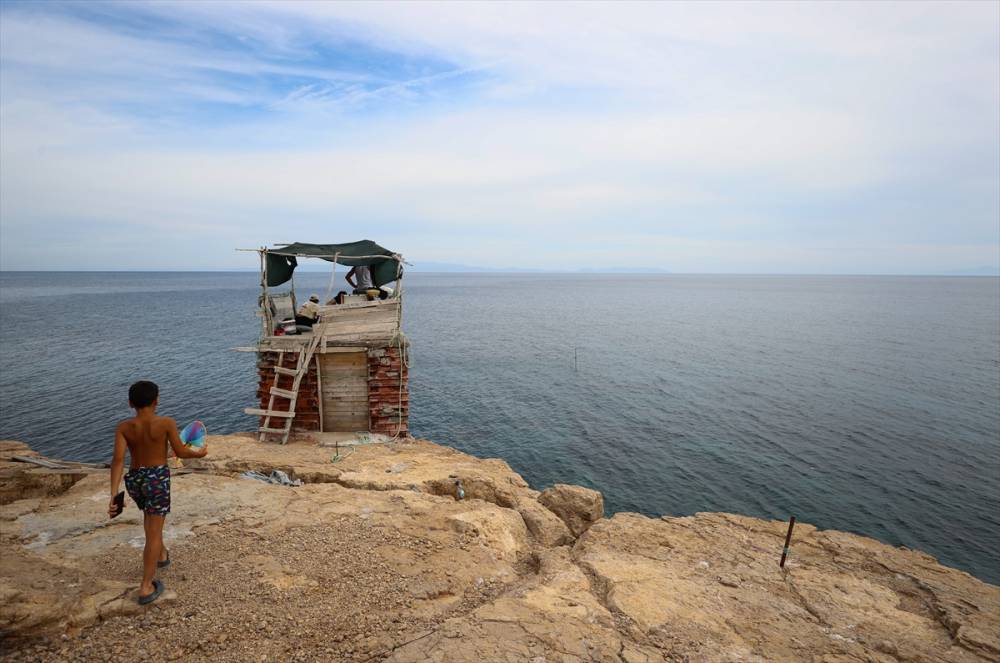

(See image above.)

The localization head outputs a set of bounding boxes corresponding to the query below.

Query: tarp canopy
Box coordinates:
[264,240,402,287]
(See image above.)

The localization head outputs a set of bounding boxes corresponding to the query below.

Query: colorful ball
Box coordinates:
[179,420,206,448]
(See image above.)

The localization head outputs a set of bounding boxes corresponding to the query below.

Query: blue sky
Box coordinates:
[1,1,997,273]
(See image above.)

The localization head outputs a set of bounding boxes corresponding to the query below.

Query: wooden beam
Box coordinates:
[270,387,297,400]
[244,408,295,417]
[11,455,66,469]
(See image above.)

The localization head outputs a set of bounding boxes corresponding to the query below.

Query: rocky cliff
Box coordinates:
[0,436,997,662]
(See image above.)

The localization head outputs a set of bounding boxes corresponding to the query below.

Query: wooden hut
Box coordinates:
[237,241,408,443]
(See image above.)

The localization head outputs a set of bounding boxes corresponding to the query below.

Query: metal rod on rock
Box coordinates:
[780,516,796,568]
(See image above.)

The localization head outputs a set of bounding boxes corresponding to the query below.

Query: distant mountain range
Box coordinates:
[938,266,1000,276]
[404,262,670,274]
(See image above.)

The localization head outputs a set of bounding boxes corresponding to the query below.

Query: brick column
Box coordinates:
[256,351,321,432]
[366,345,409,436]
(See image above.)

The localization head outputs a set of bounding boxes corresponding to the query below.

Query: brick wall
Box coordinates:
[256,351,321,432]
[367,345,409,436]
[255,345,409,436]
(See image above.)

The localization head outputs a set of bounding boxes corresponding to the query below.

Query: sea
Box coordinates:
[1,272,998,585]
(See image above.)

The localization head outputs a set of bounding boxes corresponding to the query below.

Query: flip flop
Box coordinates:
[157,549,170,569]
[138,579,164,605]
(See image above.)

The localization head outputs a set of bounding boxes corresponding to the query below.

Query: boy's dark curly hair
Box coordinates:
[128,380,159,408]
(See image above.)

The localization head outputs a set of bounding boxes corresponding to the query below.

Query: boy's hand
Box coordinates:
[107,496,121,518]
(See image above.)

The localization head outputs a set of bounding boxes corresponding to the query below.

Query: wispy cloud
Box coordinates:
[0,1,997,273]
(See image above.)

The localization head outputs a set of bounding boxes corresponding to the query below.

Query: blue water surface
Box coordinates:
[1,271,998,584]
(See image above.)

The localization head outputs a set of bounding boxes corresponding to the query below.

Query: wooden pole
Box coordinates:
[289,260,297,313]
[780,516,796,568]
[260,248,270,337]
[315,354,324,433]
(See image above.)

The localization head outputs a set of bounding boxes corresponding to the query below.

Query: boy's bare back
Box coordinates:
[117,415,180,469]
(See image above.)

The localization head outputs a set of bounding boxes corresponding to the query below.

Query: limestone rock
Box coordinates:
[1,437,997,663]
[538,483,604,537]
[0,440,92,506]
[575,511,1000,662]
[387,548,622,662]
[517,498,573,547]
[0,440,36,460]
[446,505,530,562]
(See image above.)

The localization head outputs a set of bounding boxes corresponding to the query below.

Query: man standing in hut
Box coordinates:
[346,264,375,294]
[108,381,208,604]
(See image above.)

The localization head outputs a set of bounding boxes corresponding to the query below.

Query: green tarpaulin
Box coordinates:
[264,240,403,288]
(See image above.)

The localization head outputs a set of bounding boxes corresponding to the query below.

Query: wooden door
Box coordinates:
[319,352,369,432]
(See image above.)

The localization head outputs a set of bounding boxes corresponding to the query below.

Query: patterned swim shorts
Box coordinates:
[124,464,171,515]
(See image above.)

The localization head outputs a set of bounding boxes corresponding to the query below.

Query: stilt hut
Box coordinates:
[237,241,408,443]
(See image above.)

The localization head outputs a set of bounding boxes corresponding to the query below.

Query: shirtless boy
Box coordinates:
[108,380,208,604]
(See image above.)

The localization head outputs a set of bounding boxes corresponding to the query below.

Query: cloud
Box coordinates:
[0,1,997,272]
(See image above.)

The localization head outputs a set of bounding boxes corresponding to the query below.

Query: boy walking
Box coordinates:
[108,381,208,604]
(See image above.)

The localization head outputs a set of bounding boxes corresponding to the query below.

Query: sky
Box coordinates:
[0,1,998,273]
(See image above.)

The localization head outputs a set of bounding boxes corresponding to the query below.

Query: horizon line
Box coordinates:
[1,269,998,277]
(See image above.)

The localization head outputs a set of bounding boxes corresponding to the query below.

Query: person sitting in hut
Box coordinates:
[326,290,347,305]
[295,294,321,327]
[346,265,375,294]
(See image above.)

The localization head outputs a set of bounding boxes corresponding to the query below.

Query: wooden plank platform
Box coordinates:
[255,300,401,349]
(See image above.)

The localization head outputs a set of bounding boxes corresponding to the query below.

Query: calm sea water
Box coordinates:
[1,272,998,584]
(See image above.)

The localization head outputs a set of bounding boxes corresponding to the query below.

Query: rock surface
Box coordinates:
[538,483,605,537]
[1,435,997,662]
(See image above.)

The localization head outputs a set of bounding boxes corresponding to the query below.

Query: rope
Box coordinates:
[392,255,407,441]
[330,446,356,463]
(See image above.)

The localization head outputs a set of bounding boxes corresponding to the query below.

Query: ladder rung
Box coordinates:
[273,366,299,376]
[244,408,295,418]
[270,387,297,400]
[259,426,291,434]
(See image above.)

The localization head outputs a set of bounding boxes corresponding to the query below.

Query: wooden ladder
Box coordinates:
[245,326,327,444]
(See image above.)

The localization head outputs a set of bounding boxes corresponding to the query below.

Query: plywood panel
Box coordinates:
[314,300,401,344]
[324,410,369,418]
[320,352,369,432]
[321,393,368,402]
[321,352,366,365]
[325,410,369,419]
[323,321,399,336]
[319,307,397,322]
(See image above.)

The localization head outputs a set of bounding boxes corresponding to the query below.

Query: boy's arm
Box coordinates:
[346,267,357,288]
[166,418,208,458]
[108,425,127,517]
